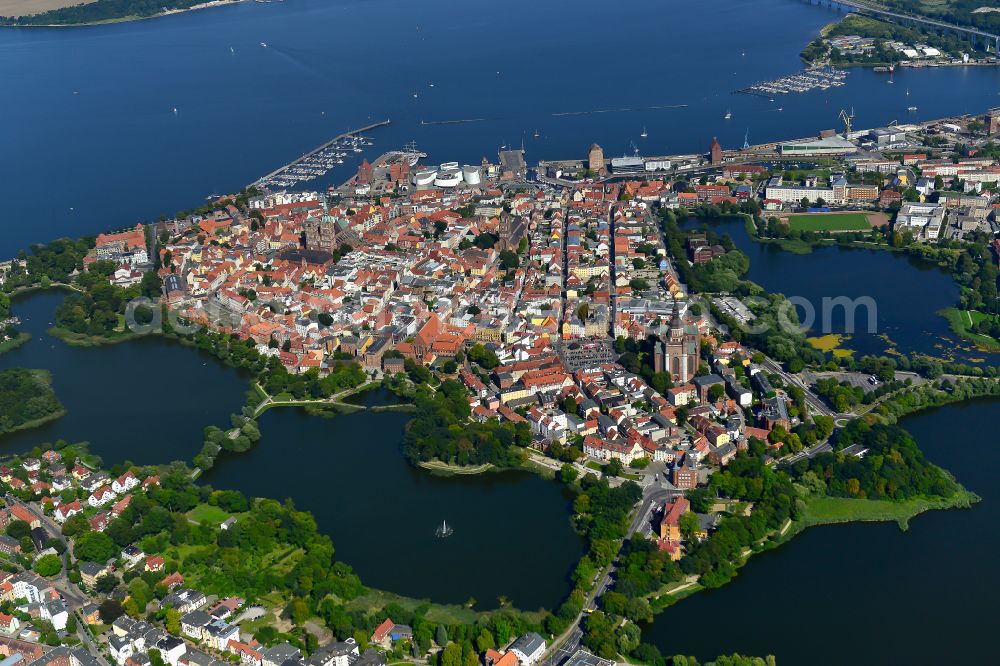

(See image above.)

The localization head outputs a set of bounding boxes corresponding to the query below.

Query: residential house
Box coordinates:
[9,505,39,529]
[79,562,111,588]
[308,639,358,666]
[261,644,302,666]
[0,613,19,635]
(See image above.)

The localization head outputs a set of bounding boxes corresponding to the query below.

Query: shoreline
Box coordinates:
[0,0,244,28]
[417,459,495,475]
[0,331,31,356]
[648,485,977,613]
[0,406,67,437]
[691,211,999,359]
[939,307,1000,353]
[0,368,66,437]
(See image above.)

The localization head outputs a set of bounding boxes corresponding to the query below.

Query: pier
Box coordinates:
[252,119,391,188]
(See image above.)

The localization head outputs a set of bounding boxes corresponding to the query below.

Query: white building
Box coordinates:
[509,633,546,666]
[895,202,946,241]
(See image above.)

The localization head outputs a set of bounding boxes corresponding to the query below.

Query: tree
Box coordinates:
[95,574,118,594]
[560,464,578,485]
[629,278,650,293]
[33,554,62,577]
[605,458,624,477]
[98,599,124,624]
[165,608,181,635]
[435,624,449,647]
[678,511,701,539]
[290,599,310,626]
[5,521,30,540]
[74,531,116,563]
[475,629,495,653]
[439,642,462,666]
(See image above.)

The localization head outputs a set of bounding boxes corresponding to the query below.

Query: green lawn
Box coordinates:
[345,589,484,625]
[801,491,977,530]
[940,307,1000,350]
[187,503,230,526]
[786,213,871,232]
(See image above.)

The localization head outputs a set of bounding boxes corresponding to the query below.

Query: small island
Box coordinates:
[0,367,65,435]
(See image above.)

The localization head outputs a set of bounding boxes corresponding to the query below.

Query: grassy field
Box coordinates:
[785,213,872,232]
[940,307,1000,351]
[187,503,231,526]
[0,0,96,17]
[345,589,485,625]
[801,490,978,531]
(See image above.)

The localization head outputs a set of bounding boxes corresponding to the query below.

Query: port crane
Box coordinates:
[839,108,855,136]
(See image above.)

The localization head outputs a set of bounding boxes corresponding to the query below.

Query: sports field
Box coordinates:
[784,212,873,232]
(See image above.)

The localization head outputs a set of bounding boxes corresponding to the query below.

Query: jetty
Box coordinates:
[252,118,391,189]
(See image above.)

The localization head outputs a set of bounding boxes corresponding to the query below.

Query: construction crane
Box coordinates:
[839,108,855,137]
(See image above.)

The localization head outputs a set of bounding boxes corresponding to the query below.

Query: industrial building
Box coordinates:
[779,135,857,156]
[610,155,645,174]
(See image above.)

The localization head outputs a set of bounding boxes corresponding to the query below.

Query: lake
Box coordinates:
[2,0,1000,257]
[202,390,585,611]
[0,289,250,464]
[0,291,584,610]
[642,397,1000,664]
[682,216,999,364]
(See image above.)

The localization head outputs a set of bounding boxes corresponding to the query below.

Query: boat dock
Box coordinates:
[253,118,391,189]
[736,66,847,97]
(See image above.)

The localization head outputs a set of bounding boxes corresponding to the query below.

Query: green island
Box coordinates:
[0,367,65,435]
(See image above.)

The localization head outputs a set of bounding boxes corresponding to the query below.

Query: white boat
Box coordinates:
[640,126,648,138]
[724,109,732,120]
[260,42,267,48]
[435,519,453,538]
[907,106,918,112]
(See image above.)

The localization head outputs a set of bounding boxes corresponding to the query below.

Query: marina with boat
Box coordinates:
[253,119,391,189]
[736,65,847,97]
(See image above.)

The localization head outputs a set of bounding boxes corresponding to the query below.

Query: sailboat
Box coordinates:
[435,519,453,538]
[640,126,648,138]
[906,88,910,96]
[534,129,540,138]
[724,109,732,120]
